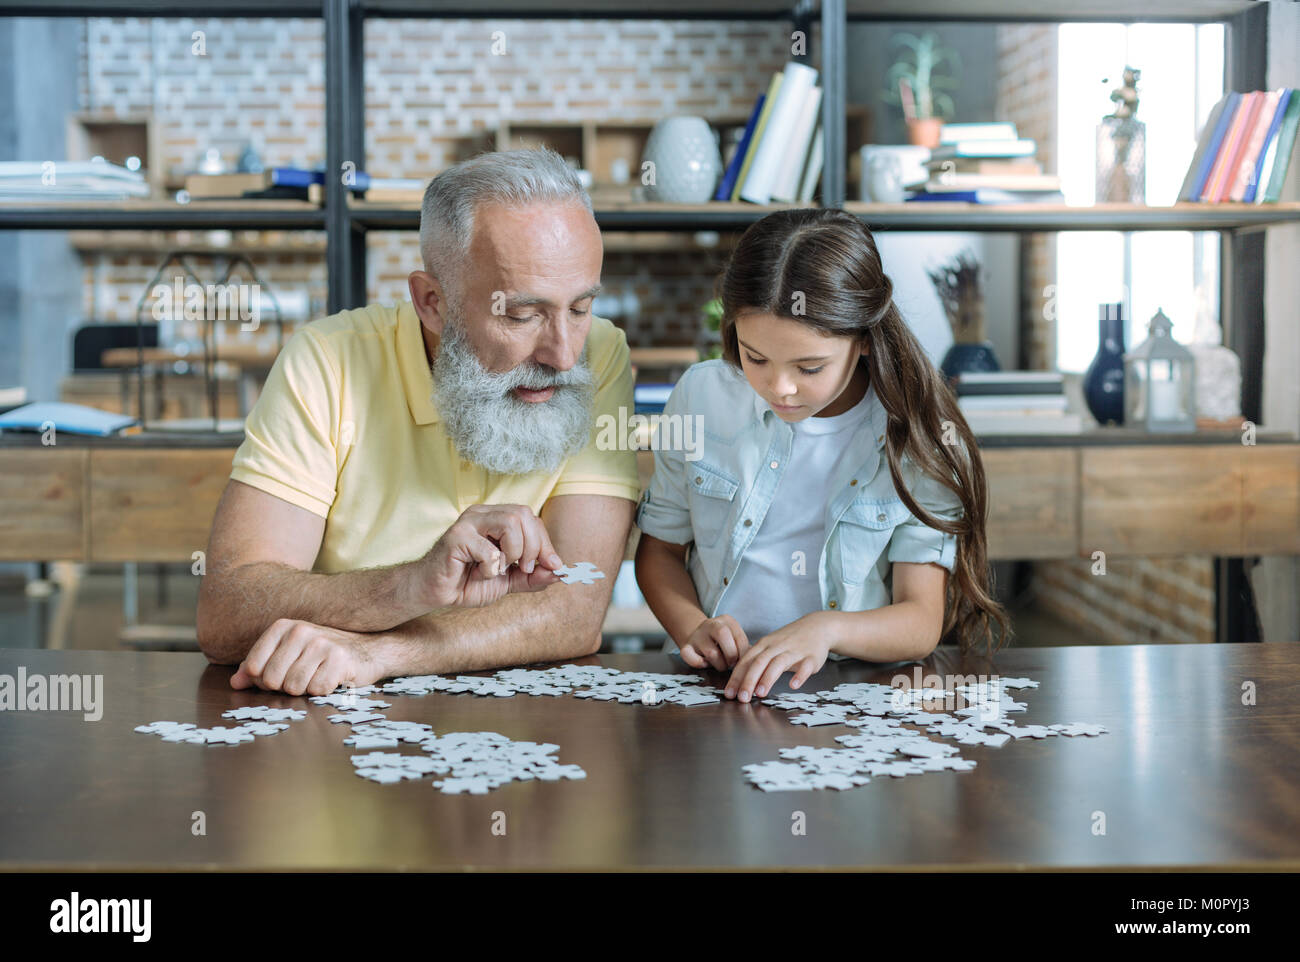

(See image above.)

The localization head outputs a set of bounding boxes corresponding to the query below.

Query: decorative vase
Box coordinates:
[940,342,1000,384]
[1083,302,1126,425]
[1096,117,1146,204]
[641,116,722,203]
[1187,330,1241,424]
[907,118,943,149]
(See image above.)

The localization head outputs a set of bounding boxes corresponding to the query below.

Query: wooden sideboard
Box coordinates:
[1,431,1296,563]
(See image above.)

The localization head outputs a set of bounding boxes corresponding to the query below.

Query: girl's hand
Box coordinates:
[680,614,750,671]
[725,612,835,702]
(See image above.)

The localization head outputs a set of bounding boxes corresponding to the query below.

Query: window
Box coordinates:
[1055,22,1224,371]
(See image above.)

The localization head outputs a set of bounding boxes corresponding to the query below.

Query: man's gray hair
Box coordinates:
[418,147,593,300]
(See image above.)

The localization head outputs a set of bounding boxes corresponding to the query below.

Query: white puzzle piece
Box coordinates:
[554,562,606,585]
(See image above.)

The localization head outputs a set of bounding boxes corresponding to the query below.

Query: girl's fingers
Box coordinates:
[788,658,817,691]
[723,616,751,650]
[700,638,727,672]
[754,651,799,698]
[678,644,707,669]
[714,626,740,666]
[733,650,776,702]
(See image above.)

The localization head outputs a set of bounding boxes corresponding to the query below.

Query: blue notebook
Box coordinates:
[715,93,767,202]
[0,402,137,437]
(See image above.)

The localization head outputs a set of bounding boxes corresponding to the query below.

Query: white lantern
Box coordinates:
[1123,308,1197,433]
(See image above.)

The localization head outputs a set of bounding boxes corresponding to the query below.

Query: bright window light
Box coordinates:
[1055,21,1223,371]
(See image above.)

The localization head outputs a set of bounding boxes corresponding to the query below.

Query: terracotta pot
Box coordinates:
[907,117,944,149]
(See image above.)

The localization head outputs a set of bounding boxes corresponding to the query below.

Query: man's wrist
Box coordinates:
[398,555,447,613]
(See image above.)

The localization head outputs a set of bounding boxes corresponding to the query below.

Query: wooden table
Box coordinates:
[1,644,1298,871]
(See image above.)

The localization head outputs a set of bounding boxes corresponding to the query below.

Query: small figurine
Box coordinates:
[1106,66,1141,120]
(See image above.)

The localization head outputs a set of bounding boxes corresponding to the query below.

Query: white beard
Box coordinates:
[430,317,596,476]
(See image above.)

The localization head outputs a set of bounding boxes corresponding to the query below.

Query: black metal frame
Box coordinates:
[1215,0,1269,645]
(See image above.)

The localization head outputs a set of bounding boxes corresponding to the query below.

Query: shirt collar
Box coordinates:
[397,300,440,426]
[750,368,888,449]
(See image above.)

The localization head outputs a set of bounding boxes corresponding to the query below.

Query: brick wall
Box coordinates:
[76,16,790,346]
[995,23,1218,645]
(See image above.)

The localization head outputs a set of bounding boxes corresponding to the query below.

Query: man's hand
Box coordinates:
[724,612,835,703]
[230,619,387,695]
[411,504,564,610]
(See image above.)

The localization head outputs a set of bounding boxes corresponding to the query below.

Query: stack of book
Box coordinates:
[716,61,824,205]
[185,168,425,203]
[906,123,1063,205]
[955,371,1082,435]
[1179,88,1299,203]
[0,161,150,201]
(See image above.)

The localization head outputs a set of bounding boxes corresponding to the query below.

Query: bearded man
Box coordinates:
[196,148,640,695]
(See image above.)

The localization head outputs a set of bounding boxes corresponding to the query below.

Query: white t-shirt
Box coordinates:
[714,385,874,642]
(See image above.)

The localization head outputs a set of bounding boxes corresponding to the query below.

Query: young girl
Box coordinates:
[635,207,1010,702]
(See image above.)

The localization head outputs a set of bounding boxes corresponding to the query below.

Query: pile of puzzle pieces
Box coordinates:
[133,665,1108,796]
[742,677,1108,791]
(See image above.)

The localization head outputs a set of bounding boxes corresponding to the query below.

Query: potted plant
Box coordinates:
[700,297,724,360]
[882,31,961,149]
[926,249,999,383]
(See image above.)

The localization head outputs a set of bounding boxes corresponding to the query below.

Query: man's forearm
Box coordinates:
[199,559,430,662]
[372,580,606,676]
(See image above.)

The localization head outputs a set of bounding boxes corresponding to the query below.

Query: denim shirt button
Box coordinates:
[694,476,702,484]
[850,479,858,486]
[743,518,752,527]
[828,600,838,609]
[723,576,729,586]
[877,512,887,522]
[769,460,779,469]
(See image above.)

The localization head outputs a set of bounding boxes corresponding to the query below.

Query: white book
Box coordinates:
[964,412,1084,435]
[798,125,825,203]
[959,394,1068,411]
[770,85,822,202]
[739,61,819,204]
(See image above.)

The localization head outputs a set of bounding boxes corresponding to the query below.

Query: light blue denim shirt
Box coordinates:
[636,359,963,637]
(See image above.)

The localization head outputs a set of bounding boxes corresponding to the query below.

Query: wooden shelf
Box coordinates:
[844,201,1300,232]
[353,198,811,231]
[355,0,1254,22]
[0,199,325,230]
[845,0,1255,23]
[69,230,327,256]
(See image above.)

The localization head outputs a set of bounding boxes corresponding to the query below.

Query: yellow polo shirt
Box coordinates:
[229,301,640,573]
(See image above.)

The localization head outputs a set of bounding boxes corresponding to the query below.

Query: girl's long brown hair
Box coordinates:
[718,207,1012,655]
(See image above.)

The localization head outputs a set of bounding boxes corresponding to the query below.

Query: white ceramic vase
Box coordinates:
[641,116,722,203]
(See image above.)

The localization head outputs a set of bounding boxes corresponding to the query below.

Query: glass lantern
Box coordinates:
[1123,308,1196,433]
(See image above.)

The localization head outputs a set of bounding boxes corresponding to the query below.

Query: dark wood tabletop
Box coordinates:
[1,643,1298,872]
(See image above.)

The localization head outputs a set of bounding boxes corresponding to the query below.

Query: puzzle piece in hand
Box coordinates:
[554,562,605,585]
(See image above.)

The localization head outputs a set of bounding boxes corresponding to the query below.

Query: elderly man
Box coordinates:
[196,148,639,695]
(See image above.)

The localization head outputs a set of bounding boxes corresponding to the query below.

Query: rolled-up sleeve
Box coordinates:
[887,457,963,572]
[634,372,695,545]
